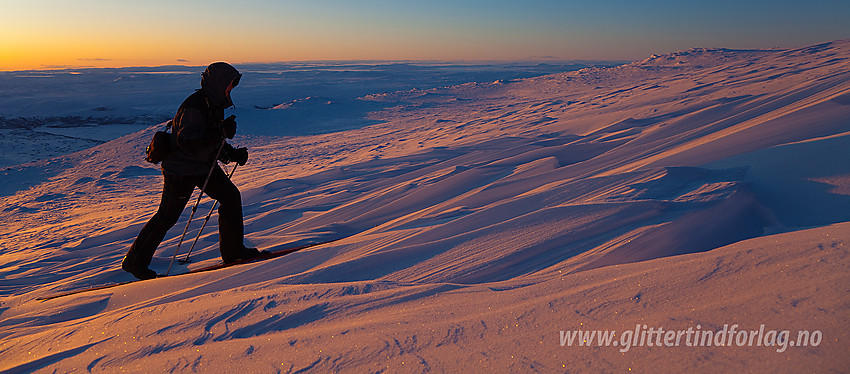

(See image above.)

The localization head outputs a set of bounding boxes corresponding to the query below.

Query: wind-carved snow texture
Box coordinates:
[1,41,850,372]
[0,62,606,168]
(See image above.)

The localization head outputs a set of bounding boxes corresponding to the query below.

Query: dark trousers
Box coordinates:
[124,165,244,268]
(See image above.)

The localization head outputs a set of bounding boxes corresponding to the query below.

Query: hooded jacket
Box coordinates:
[161,62,241,176]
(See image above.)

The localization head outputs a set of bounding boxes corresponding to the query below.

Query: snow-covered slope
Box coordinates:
[1,41,849,372]
[0,62,608,168]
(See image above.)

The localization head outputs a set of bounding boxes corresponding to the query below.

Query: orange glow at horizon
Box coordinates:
[2,30,514,71]
[1,35,564,71]
[2,0,846,71]
[0,1,619,71]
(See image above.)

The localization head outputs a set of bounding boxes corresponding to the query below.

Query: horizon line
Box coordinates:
[0,58,636,73]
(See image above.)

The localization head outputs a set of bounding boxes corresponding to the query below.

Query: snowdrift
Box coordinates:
[1,40,849,372]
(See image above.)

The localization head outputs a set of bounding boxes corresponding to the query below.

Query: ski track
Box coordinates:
[1,41,850,372]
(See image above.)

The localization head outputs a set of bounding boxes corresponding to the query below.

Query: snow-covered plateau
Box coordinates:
[1,42,849,372]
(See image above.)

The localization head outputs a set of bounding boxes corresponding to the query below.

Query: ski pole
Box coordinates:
[166,138,227,276]
[178,163,238,264]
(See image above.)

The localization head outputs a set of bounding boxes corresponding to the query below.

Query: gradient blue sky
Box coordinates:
[2,0,848,70]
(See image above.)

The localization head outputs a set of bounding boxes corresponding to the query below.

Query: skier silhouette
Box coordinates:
[122,62,259,280]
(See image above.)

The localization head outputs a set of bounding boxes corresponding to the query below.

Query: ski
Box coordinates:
[36,238,342,302]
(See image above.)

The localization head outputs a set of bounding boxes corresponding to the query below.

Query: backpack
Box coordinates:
[144,120,173,164]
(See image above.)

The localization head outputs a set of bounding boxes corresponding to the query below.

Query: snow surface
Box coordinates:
[1,42,849,372]
[0,61,606,168]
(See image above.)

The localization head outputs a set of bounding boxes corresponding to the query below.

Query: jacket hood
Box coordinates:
[201,62,241,108]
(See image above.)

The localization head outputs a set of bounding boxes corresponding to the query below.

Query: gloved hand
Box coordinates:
[220,143,249,166]
[221,115,237,139]
[231,146,249,166]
